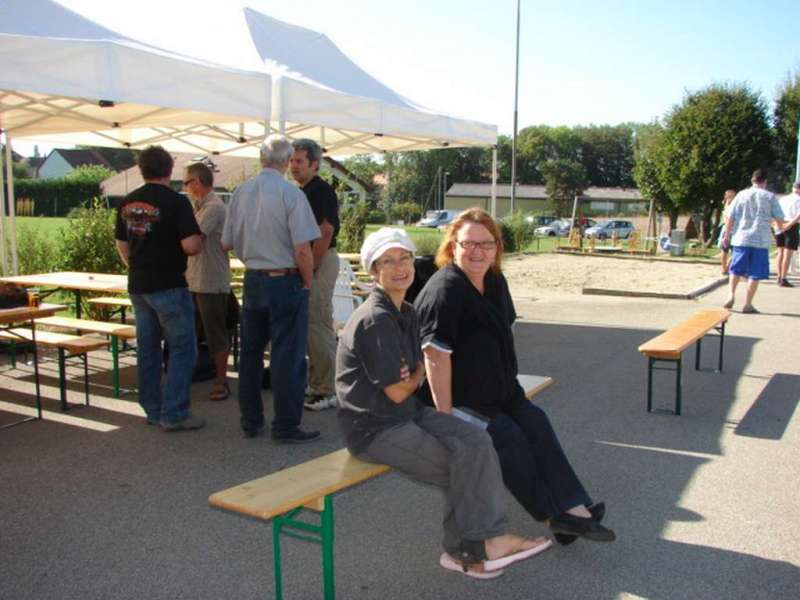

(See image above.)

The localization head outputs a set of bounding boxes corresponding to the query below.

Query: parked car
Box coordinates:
[535,218,572,237]
[524,215,558,227]
[417,209,459,228]
[584,219,635,239]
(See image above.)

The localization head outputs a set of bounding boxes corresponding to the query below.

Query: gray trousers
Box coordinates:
[359,407,508,555]
[307,248,338,396]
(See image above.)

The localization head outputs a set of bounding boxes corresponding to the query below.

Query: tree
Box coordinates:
[773,70,800,191]
[65,164,114,182]
[577,124,636,187]
[77,145,138,172]
[632,122,679,229]
[385,146,489,210]
[654,83,773,242]
[540,159,587,216]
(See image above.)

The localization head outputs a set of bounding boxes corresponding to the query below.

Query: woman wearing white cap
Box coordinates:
[335,227,552,578]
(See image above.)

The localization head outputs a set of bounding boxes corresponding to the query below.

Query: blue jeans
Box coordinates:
[487,401,592,520]
[130,287,198,425]
[238,271,309,435]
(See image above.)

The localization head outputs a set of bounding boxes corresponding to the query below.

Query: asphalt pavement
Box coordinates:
[1,274,798,599]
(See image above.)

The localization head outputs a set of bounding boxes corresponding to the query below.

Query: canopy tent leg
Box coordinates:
[4,136,19,275]
[0,129,8,275]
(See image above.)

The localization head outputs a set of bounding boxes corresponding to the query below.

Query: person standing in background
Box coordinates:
[722,169,785,313]
[222,135,321,443]
[774,181,800,287]
[290,139,340,411]
[115,145,204,431]
[184,162,232,400]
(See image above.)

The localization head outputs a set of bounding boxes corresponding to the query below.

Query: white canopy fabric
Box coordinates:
[1,0,496,155]
[0,0,273,156]
[0,0,498,273]
[242,8,497,153]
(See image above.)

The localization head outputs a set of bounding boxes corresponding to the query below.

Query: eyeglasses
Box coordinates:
[374,254,414,269]
[455,239,497,251]
[182,178,195,186]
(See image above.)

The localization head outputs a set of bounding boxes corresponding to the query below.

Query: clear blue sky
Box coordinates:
[11,0,800,155]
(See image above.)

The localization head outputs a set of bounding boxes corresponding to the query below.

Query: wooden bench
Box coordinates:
[209,373,553,600]
[638,309,731,415]
[88,296,133,323]
[34,316,136,398]
[0,328,108,411]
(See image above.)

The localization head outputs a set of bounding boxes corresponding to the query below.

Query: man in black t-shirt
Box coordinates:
[290,139,340,411]
[115,145,204,431]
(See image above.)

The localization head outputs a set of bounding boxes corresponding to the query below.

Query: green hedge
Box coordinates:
[13,178,104,217]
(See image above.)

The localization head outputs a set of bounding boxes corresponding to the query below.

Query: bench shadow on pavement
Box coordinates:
[506,321,800,600]
[734,373,800,440]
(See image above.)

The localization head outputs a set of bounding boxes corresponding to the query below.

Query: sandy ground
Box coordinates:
[503,252,724,299]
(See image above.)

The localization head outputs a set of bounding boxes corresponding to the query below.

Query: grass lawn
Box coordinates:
[14,216,70,238]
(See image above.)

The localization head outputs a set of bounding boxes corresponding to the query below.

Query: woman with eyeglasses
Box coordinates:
[414,208,615,545]
[336,227,551,579]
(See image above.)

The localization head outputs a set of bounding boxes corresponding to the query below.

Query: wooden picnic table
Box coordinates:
[0,272,127,318]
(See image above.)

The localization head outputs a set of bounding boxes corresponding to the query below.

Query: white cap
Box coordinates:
[360,227,416,272]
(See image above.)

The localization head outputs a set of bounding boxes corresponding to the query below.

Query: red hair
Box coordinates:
[435,207,504,272]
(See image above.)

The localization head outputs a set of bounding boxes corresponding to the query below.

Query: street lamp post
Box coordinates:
[510,0,521,216]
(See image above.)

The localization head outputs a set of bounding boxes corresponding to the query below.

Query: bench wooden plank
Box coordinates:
[88,297,132,308]
[638,309,730,359]
[0,328,107,353]
[210,373,552,521]
[209,448,390,521]
[518,374,553,399]
[35,316,136,339]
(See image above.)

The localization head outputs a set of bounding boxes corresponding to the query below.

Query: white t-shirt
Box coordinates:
[779,192,800,222]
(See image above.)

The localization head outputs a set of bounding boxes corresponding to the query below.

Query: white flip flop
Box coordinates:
[439,553,503,580]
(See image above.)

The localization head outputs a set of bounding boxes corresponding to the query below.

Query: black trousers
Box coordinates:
[487,401,592,521]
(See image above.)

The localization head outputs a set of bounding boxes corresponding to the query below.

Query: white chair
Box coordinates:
[333,258,371,330]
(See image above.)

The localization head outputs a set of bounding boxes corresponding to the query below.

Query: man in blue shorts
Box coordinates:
[722,169,785,313]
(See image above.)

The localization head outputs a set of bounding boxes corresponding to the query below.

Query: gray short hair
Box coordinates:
[260,134,293,167]
[292,138,323,165]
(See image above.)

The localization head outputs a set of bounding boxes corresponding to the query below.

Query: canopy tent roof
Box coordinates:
[0,0,497,155]
[0,0,272,156]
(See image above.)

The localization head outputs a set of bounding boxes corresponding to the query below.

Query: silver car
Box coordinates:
[535,219,572,237]
[584,219,635,240]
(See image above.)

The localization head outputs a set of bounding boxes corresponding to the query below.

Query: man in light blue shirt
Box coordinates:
[222,134,322,442]
[722,169,785,313]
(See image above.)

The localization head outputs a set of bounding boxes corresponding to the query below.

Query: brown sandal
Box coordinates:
[209,382,230,401]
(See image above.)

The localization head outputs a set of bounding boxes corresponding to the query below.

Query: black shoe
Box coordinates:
[554,502,606,545]
[779,278,794,287]
[242,425,265,439]
[271,429,321,444]
[550,513,615,542]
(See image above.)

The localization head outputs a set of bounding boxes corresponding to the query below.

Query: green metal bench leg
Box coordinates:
[694,338,702,370]
[675,355,682,416]
[271,496,337,600]
[646,357,654,412]
[273,516,284,600]
[83,353,90,406]
[717,322,725,372]
[111,336,120,398]
[58,347,68,412]
[321,495,335,600]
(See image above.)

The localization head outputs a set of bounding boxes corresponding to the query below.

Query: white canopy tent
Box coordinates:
[1,0,498,274]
